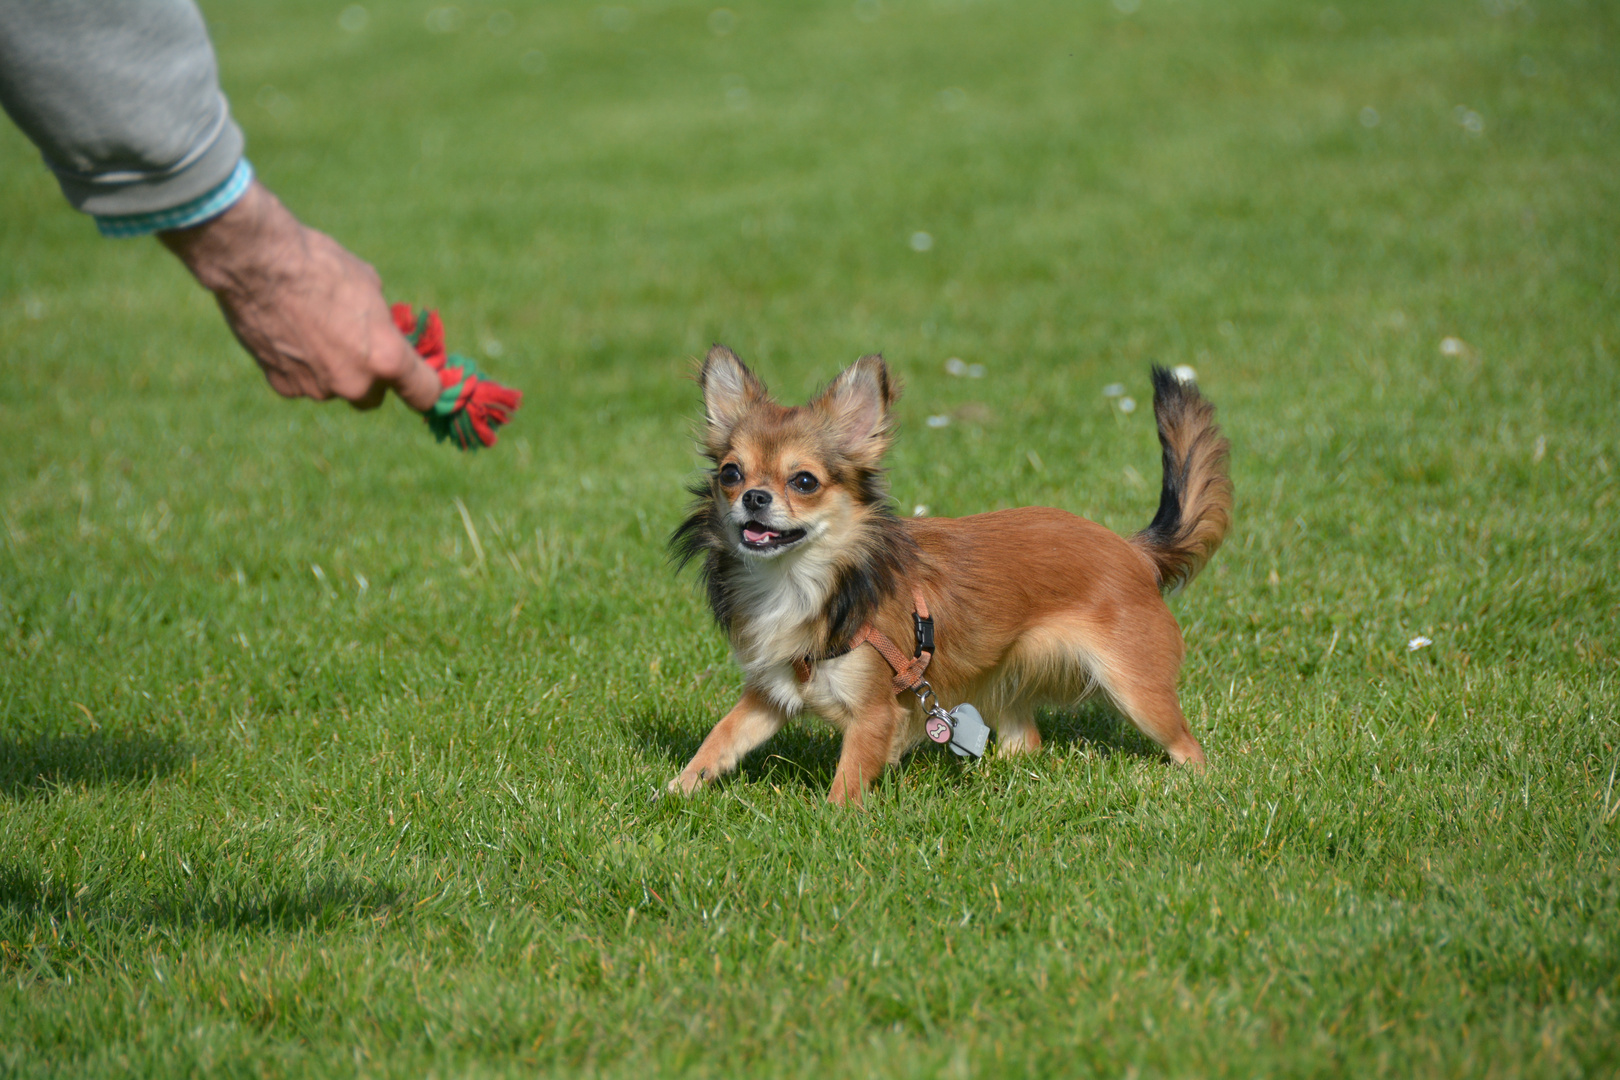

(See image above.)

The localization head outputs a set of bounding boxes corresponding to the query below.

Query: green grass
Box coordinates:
[2,0,1617,1075]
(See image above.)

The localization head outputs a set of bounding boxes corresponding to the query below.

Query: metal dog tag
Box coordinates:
[946,703,989,759]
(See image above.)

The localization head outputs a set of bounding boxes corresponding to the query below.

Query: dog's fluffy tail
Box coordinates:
[1132,366,1233,591]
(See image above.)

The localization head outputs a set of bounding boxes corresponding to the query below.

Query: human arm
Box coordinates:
[0,0,438,410]
[157,180,442,410]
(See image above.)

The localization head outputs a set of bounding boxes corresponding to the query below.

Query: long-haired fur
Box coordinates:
[1133,366,1233,591]
[666,348,1233,806]
[670,491,913,650]
[670,348,915,652]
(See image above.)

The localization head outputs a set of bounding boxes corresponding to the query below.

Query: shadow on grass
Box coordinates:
[0,863,64,915]
[148,874,406,933]
[627,708,842,794]
[1040,702,1169,762]
[0,731,187,799]
[0,861,404,934]
[629,699,1166,796]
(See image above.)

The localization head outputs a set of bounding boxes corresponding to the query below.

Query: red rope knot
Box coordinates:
[391,304,523,450]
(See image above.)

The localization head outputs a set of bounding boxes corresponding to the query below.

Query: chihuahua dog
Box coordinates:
[669,348,1231,805]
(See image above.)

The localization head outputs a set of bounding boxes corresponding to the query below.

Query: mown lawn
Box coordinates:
[1,0,1616,1076]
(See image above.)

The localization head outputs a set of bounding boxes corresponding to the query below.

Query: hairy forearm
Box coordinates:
[158,179,300,295]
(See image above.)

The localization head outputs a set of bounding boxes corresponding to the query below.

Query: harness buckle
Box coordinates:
[913,612,935,657]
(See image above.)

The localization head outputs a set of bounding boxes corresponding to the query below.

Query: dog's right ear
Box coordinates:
[698,345,767,447]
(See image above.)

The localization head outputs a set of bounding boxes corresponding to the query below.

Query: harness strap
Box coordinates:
[792,589,933,695]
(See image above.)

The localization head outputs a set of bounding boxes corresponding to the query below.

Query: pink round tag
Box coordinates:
[925,715,953,744]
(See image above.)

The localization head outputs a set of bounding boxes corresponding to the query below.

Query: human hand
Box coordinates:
[158,180,441,411]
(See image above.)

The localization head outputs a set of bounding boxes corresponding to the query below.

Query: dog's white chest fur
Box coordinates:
[725,545,867,718]
[747,652,869,721]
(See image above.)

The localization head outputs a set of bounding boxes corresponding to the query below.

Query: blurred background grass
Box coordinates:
[1,0,1617,1076]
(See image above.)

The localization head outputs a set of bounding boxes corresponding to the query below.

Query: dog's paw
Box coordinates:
[666,768,709,796]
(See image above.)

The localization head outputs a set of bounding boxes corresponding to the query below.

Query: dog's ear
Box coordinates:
[698,345,767,448]
[813,354,900,464]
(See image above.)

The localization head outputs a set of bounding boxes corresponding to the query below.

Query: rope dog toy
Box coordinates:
[391,303,523,450]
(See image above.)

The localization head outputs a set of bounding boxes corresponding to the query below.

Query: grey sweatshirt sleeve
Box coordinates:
[0,0,244,219]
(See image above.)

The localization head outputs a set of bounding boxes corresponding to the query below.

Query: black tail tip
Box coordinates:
[1150,363,1188,393]
[1150,364,1207,410]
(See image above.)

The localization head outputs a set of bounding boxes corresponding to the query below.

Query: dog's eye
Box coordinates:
[789,472,820,494]
[718,463,743,486]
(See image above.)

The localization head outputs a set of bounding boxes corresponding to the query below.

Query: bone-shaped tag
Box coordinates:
[946,703,989,759]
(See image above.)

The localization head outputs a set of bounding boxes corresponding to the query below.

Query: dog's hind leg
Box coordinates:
[994,701,1042,756]
[1066,606,1206,768]
[1109,677,1205,768]
[1091,644,1206,768]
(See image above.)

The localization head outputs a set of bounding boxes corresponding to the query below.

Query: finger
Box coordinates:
[260,365,305,400]
[350,381,389,411]
[273,363,331,401]
[392,350,446,413]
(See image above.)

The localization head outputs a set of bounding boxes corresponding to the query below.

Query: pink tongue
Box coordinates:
[744,526,778,544]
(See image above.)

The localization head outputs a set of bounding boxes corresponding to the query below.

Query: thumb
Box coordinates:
[375,320,444,411]
[351,331,438,412]
[394,351,445,412]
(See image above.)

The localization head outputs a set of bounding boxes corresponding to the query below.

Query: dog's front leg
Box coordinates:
[827,697,906,807]
[669,686,789,795]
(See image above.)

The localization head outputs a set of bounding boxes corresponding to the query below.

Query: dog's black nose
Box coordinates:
[741,489,773,514]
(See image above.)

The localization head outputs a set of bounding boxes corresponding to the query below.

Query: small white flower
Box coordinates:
[1102,383,1125,398]
[339,5,369,32]
[1172,364,1197,383]
[1439,336,1468,356]
[1408,636,1432,651]
[944,357,966,376]
[425,6,463,33]
[910,231,934,252]
[708,8,736,35]
[1118,397,1136,414]
[926,414,951,428]
[1359,106,1380,128]
[256,85,294,119]
[912,505,929,517]
[595,5,634,32]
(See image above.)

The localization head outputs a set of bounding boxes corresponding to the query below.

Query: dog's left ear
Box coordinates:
[813,354,900,464]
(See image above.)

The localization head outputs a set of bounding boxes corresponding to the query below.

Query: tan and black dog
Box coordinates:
[670,348,1231,805]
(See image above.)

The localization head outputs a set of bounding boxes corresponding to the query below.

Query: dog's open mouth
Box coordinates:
[740,521,807,553]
